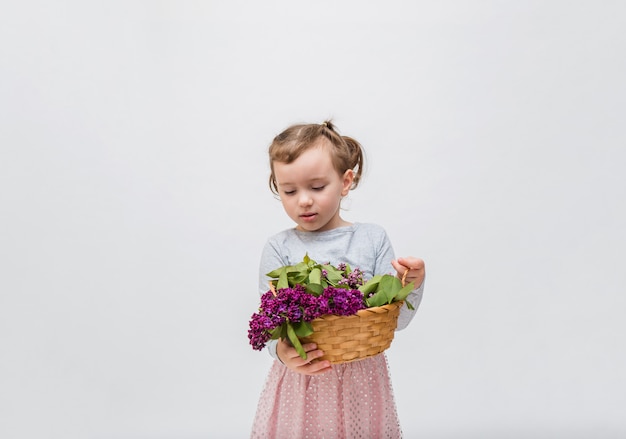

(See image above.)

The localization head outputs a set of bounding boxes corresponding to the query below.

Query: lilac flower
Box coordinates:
[319,287,366,316]
[337,267,364,289]
[248,285,366,350]
[248,260,367,352]
[248,285,325,351]
[248,312,275,351]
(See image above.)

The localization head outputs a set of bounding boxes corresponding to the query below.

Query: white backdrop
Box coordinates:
[1,1,625,438]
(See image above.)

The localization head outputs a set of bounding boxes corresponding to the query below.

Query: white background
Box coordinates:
[1,1,625,438]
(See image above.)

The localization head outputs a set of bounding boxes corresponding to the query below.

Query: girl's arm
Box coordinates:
[374,228,426,331]
[392,256,425,330]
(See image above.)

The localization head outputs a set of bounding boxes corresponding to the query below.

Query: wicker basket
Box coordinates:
[300,300,403,364]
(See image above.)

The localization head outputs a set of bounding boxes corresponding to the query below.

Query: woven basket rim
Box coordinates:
[300,300,403,364]
[355,300,403,315]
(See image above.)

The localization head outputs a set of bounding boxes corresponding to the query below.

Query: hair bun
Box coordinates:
[321,120,334,131]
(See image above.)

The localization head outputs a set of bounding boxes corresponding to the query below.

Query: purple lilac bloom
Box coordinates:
[337,267,364,289]
[248,264,368,351]
[248,285,325,350]
[319,287,366,316]
[248,312,275,350]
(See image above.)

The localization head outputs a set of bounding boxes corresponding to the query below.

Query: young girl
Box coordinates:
[251,121,426,439]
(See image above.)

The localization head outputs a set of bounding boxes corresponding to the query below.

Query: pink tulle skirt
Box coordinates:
[250,354,402,439]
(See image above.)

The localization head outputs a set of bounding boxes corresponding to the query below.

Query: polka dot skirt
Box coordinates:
[251,354,402,438]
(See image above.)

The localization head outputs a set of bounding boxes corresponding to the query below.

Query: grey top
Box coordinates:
[258,222,424,360]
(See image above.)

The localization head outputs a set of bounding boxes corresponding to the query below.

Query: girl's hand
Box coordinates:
[392,256,425,288]
[276,339,332,375]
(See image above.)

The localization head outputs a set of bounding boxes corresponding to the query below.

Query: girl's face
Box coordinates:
[273,142,354,232]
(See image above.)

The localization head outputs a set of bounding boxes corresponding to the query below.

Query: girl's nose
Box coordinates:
[298,192,313,206]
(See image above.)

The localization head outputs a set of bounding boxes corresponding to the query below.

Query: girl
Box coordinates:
[251,120,426,439]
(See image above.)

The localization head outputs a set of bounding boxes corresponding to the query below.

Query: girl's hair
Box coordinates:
[268,120,365,195]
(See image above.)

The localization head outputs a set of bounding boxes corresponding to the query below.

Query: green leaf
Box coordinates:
[306,283,323,296]
[290,271,309,285]
[323,264,344,285]
[366,290,388,307]
[394,281,415,302]
[379,275,401,303]
[269,326,282,340]
[277,268,289,290]
[294,261,309,273]
[309,267,322,285]
[405,299,415,310]
[266,267,283,278]
[292,321,314,337]
[359,275,382,295]
[286,323,307,359]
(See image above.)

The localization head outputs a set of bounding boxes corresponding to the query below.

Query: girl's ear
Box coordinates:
[341,169,354,196]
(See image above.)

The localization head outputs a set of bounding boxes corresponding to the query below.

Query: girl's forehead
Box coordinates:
[274,147,337,184]
[281,145,332,166]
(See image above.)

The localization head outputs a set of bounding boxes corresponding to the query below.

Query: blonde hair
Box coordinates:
[268,120,365,195]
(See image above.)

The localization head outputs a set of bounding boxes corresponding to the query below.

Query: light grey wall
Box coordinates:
[1,1,624,438]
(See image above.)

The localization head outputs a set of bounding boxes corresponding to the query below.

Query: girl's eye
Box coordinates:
[283,190,296,195]
[312,186,325,191]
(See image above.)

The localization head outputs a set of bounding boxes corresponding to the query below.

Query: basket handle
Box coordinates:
[401,268,409,287]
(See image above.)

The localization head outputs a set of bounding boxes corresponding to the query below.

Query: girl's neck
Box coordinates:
[295,220,353,233]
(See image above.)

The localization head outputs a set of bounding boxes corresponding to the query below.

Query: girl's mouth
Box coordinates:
[300,213,317,222]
